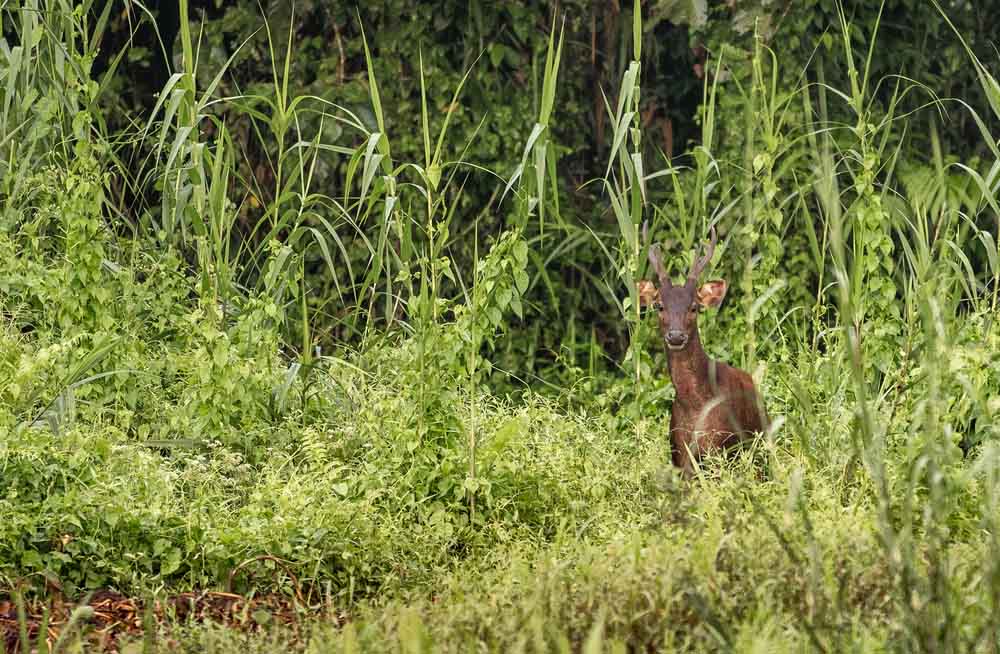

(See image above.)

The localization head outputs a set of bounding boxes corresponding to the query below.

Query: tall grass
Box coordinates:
[597,0,648,425]
[1,0,117,225]
[2,0,1000,651]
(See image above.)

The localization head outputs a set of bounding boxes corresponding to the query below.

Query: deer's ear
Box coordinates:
[637,280,659,307]
[696,280,727,308]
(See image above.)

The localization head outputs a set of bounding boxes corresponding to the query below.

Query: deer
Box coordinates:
[638,225,769,478]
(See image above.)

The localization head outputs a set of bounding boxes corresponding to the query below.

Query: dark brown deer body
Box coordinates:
[640,227,769,477]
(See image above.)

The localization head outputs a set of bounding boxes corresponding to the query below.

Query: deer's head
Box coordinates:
[639,227,727,351]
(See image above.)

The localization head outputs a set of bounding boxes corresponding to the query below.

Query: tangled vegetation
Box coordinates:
[2,0,1000,651]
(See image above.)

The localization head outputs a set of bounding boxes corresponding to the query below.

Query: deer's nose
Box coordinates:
[666,330,688,348]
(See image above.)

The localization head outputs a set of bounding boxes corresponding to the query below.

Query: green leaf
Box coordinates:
[497,287,512,310]
[510,294,523,319]
[514,269,530,294]
[160,547,181,576]
[488,43,505,68]
[514,240,528,264]
[427,163,441,190]
[753,153,767,175]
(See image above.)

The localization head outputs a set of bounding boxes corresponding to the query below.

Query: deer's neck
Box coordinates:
[666,328,712,404]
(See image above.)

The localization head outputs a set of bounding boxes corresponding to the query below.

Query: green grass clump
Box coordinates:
[1,333,669,596]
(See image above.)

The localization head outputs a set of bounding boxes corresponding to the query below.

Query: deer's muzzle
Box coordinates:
[666,330,688,349]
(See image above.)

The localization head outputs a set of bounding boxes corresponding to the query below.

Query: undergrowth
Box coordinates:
[2,0,1000,651]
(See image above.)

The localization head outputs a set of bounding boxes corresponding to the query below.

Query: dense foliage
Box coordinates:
[2,0,1000,650]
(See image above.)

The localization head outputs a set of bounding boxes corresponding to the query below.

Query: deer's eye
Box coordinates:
[689,303,699,312]
[652,301,663,310]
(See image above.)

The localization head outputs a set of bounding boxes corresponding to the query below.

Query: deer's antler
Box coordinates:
[644,221,671,288]
[688,226,718,281]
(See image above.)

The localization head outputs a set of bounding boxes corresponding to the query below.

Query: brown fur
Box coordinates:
[642,231,769,477]
[664,325,768,476]
[638,258,768,476]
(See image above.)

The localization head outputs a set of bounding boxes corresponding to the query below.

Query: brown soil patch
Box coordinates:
[1,588,327,653]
